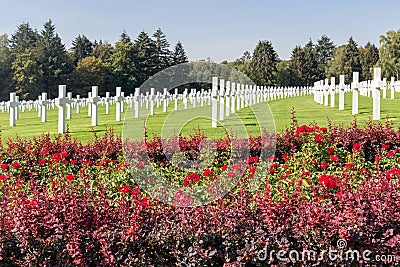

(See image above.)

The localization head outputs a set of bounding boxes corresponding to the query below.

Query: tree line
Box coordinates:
[224,30,400,87]
[0,20,188,100]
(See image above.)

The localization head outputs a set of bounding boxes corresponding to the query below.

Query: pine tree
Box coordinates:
[315,35,335,80]
[359,42,379,80]
[171,41,188,65]
[71,34,93,65]
[9,22,38,54]
[343,37,361,82]
[109,32,137,92]
[36,20,72,98]
[133,31,158,85]
[0,34,14,100]
[249,40,279,86]
[152,28,171,70]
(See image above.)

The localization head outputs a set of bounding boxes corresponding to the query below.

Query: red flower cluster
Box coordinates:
[202,169,213,176]
[318,174,338,190]
[295,125,313,136]
[247,156,259,164]
[314,134,323,143]
[183,173,201,187]
[386,168,400,180]
[352,143,361,151]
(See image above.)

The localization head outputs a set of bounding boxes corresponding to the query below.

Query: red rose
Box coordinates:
[330,155,339,162]
[1,163,9,170]
[352,143,361,151]
[12,161,21,169]
[66,174,75,181]
[314,134,323,143]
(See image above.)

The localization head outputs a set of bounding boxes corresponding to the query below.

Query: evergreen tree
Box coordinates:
[36,20,72,98]
[343,37,361,83]
[0,34,13,100]
[109,32,137,91]
[359,42,379,80]
[171,41,188,65]
[71,34,93,65]
[289,46,304,85]
[276,60,295,86]
[249,40,279,86]
[152,28,171,70]
[92,40,114,62]
[315,35,335,80]
[302,40,319,85]
[9,22,38,54]
[133,31,158,85]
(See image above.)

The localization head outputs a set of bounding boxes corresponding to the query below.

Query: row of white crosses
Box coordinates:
[313,67,399,120]
[5,82,313,132]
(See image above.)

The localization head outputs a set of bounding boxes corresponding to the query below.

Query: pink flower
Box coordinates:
[227,171,236,178]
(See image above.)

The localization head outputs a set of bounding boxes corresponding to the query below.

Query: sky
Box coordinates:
[1,0,400,62]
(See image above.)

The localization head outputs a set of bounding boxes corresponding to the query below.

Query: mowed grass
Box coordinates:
[1,92,400,142]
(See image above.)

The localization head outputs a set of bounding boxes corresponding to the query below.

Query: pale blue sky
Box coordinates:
[1,0,400,62]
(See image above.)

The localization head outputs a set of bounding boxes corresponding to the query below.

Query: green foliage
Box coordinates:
[35,20,72,98]
[359,42,379,80]
[343,37,361,82]
[289,41,319,86]
[71,34,93,65]
[249,40,279,86]
[326,45,346,80]
[171,41,188,65]
[315,35,335,80]
[12,51,43,99]
[378,29,400,80]
[276,60,294,86]
[0,34,13,99]
[9,22,38,54]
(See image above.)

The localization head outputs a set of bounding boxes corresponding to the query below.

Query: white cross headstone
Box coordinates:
[225,81,231,117]
[89,86,101,126]
[183,89,188,109]
[219,79,225,121]
[324,79,329,106]
[382,78,387,99]
[212,77,218,128]
[9,92,19,126]
[174,88,179,111]
[88,92,92,116]
[40,92,48,122]
[55,85,68,134]
[37,95,42,118]
[105,92,111,115]
[115,87,124,122]
[391,77,395,99]
[330,77,335,107]
[134,88,140,118]
[339,75,345,111]
[373,68,381,120]
[352,72,359,115]
[236,83,241,111]
[163,88,168,113]
[231,82,236,114]
[76,95,81,114]
[150,88,155,116]
[67,92,72,119]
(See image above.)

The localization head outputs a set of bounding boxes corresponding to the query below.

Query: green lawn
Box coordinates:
[1,92,400,142]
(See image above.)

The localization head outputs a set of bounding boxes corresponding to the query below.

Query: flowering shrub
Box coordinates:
[1,119,400,265]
